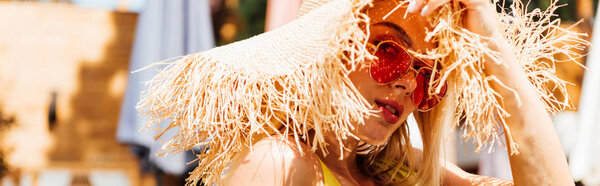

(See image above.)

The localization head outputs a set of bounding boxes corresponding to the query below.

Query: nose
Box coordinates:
[390,70,417,96]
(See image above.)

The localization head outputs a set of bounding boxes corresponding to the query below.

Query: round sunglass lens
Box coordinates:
[370,42,411,84]
[413,67,447,111]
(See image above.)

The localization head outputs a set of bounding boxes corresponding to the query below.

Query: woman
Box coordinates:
[138,0,581,185]
[226,0,572,185]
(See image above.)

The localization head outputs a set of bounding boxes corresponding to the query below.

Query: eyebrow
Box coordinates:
[372,22,413,48]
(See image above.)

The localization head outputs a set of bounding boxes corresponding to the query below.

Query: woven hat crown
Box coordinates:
[298,0,334,17]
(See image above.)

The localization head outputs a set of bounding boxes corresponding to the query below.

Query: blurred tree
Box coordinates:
[498,0,598,23]
[0,109,15,177]
[211,0,267,45]
[236,0,267,41]
[536,0,577,21]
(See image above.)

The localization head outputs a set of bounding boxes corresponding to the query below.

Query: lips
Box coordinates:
[374,99,403,124]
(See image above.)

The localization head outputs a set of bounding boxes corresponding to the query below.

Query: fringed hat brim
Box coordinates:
[137,0,375,184]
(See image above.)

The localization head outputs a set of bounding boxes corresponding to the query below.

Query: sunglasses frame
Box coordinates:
[367,40,446,112]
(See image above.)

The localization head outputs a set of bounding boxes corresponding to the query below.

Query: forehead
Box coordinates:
[365,0,434,52]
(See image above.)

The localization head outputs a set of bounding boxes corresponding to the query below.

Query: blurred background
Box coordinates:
[0,0,598,185]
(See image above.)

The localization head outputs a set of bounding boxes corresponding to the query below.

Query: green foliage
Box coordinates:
[236,0,267,41]
[535,0,577,21]
[501,0,599,22]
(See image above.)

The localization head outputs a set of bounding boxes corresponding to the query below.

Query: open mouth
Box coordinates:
[374,99,403,124]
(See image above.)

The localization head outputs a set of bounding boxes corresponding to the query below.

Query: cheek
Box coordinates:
[352,98,416,146]
[404,93,417,113]
[349,68,376,97]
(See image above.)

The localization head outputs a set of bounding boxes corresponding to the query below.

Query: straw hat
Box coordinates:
[137,0,588,184]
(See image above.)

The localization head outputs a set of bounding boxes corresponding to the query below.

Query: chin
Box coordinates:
[361,136,388,146]
[355,118,395,146]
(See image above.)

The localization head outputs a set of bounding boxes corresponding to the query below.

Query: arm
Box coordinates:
[483,34,573,186]
[265,0,303,31]
[410,1,573,185]
[226,136,323,186]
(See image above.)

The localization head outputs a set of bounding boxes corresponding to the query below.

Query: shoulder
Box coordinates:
[226,136,324,186]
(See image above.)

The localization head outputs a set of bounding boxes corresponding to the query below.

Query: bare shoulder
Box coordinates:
[226,136,324,186]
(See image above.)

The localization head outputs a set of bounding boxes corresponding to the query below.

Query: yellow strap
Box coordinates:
[318,158,409,185]
[373,160,410,183]
[318,159,341,186]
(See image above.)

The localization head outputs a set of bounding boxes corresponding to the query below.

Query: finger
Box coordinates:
[421,0,451,16]
[407,0,427,14]
[459,0,490,8]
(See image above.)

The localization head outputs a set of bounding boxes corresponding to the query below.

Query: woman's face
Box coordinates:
[350,0,435,145]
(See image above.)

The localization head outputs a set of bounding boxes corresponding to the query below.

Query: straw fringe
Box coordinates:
[137,0,374,185]
[420,0,589,155]
[138,0,589,184]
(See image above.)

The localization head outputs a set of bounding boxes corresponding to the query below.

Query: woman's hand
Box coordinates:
[407,0,512,77]
[407,0,501,39]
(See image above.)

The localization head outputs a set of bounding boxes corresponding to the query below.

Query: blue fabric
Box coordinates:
[116,0,215,174]
[71,0,146,12]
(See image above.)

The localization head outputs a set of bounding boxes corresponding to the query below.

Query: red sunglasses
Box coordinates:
[369,40,447,111]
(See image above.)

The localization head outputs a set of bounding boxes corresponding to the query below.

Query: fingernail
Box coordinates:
[407,0,416,13]
[420,5,428,16]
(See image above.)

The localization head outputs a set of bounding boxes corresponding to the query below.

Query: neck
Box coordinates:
[313,132,363,178]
